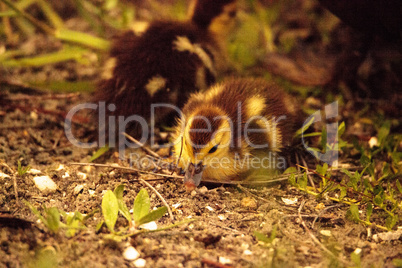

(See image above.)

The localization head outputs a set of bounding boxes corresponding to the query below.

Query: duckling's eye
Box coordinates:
[208,145,218,154]
[228,10,237,18]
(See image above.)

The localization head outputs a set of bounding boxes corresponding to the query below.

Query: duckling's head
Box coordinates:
[174,105,233,189]
[190,0,237,36]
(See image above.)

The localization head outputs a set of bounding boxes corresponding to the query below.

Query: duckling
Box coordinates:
[94,0,237,142]
[172,78,299,189]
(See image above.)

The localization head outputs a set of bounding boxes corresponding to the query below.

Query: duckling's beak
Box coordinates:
[184,162,205,191]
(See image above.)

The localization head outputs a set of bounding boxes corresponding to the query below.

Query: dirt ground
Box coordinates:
[1,0,402,267]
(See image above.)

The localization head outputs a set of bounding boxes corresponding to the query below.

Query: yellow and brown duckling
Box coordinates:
[173,78,299,189]
[94,0,237,140]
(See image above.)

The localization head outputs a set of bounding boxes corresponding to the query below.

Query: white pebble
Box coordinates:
[123,246,140,261]
[218,215,226,221]
[320,230,332,237]
[27,169,42,175]
[56,164,65,171]
[62,172,70,179]
[133,258,146,267]
[243,249,253,255]
[206,206,214,212]
[88,190,95,196]
[172,203,182,209]
[219,257,232,265]
[281,197,298,205]
[369,137,378,148]
[73,185,84,195]
[0,172,10,179]
[139,221,157,230]
[198,186,208,195]
[76,172,87,180]
[33,176,57,194]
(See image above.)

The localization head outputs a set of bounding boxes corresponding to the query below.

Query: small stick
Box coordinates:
[69,162,183,179]
[138,178,174,222]
[298,200,349,266]
[0,162,18,204]
[122,132,161,158]
[201,259,232,268]
[301,154,316,190]
[171,136,184,175]
[311,204,343,229]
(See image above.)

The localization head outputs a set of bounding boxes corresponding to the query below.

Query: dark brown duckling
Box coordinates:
[94,0,237,144]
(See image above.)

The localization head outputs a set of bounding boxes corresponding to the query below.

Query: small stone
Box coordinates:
[243,249,253,255]
[315,203,325,210]
[139,221,157,230]
[73,185,84,195]
[56,164,65,171]
[133,258,146,267]
[282,197,298,205]
[198,186,208,195]
[30,111,38,120]
[320,230,332,237]
[76,172,87,180]
[206,206,214,212]
[0,172,10,179]
[241,197,257,209]
[369,137,378,148]
[33,176,57,194]
[219,257,232,265]
[62,172,70,179]
[27,169,42,175]
[88,190,95,196]
[123,246,140,261]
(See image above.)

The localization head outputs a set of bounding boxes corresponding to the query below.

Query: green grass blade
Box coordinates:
[55,29,110,51]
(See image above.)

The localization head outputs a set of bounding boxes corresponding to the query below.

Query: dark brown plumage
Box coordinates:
[93,0,237,142]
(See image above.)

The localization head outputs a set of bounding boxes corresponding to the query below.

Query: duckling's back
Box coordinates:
[182,78,299,150]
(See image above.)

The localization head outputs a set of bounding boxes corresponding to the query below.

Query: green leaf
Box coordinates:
[294,116,315,138]
[348,204,360,222]
[338,121,346,137]
[298,173,308,190]
[95,221,104,233]
[45,207,60,233]
[373,194,384,206]
[366,203,373,222]
[396,180,402,195]
[341,168,353,178]
[339,186,347,200]
[89,145,109,162]
[114,185,131,222]
[288,173,296,186]
[284,167,297,174]
[385,215,398,230]
[133,189,150,223]
[378,121,391,145]
[254,231,270,243]
[1,47,94,67]
[350,251,361,267]
[392,259,402,267]
[101,190,119,232]
[54,29,110,51]
[137,206,167,226]
[23,201,46,225]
